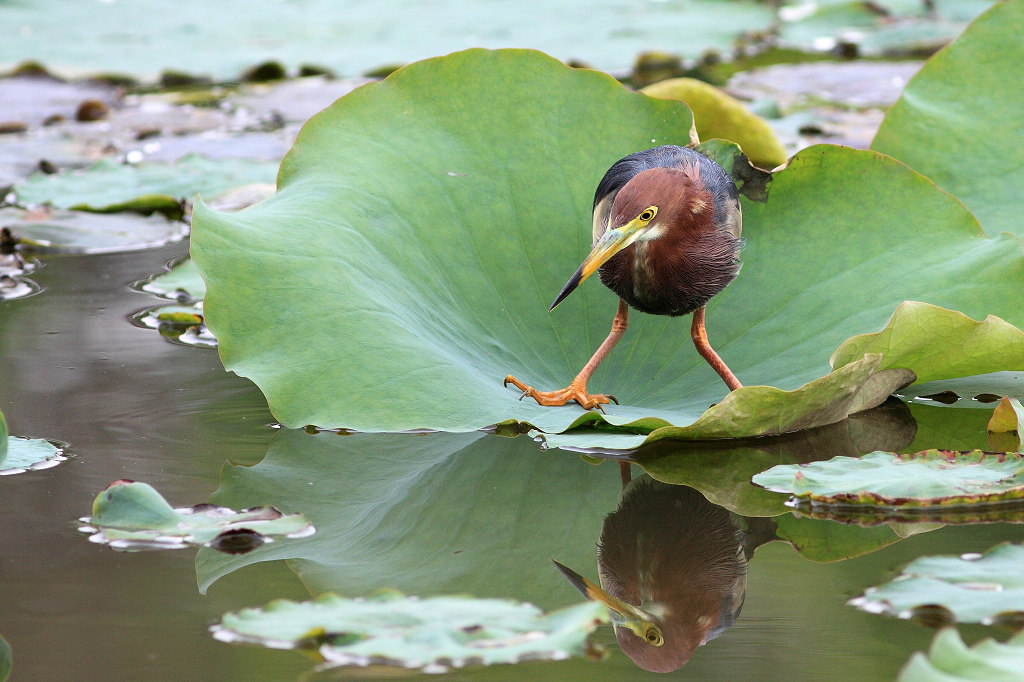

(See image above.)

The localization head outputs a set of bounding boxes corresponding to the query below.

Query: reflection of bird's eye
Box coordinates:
[644,627,664,646]
[639,207,656,222]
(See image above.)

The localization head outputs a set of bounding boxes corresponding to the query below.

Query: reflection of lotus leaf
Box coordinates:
[213,591,607,672]
[191,48,1024,449]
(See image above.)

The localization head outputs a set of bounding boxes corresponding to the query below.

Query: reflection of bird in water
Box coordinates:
[505,145,743,411]
[554,476,747,672]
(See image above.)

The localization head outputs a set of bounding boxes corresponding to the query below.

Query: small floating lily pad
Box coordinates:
[0,409,65,476]
[129,303,216,348]
[0,206,188,254]
[851,542,1024,626]
[132,258,214,347]
[138,258,206,301]
[0,635,9,682]
[212,591,606,672]
[13,154,279,217]
[900,627,1024,682]
[753,450,1024,510]
[78,480,314,552]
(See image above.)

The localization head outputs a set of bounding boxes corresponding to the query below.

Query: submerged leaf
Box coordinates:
[872,0,1024,240]
[900,627,1024,682]
[642,78,787,168]
[79,480,314,551]
[851,543,1024,625]
[753,450,1024,510]
[191,48,1024,443]
[212,592,606,672]
[988,397,1024,434]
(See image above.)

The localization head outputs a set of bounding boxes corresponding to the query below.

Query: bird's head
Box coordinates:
[549,165,709,311]
[552,559,665,647]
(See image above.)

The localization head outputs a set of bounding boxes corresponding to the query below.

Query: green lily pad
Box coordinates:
[873,0,1024,240]
[132,258,214,347]
[831,302,1024,387]
[191,48,1024,445]
[129,303,216,348]
[900,627,1024,682]
[14,155,279,218]
[79,480,314,552]
[0,207,188,254]
[753,450,1024,510]
[631,400,918,517]
[212,592,606,672]
[850,542,1024,626]
[137,257,206,301]
[0,408,65,476]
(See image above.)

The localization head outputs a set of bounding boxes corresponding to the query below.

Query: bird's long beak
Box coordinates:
[549,216,648,311]
[552,559,662,644]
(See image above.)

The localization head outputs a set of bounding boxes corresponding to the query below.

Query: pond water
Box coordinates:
[0,240,1021,679]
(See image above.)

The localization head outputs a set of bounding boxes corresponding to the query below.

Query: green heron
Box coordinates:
[505,145,743,410]
[554,477,748,672]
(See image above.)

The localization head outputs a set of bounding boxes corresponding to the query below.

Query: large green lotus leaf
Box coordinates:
[212,592,606,672]
[191,49,1024,440]
[14,155,278,216]
[900,627,1024,682]
[851,542,1024,625]
[196,429,618,601]
[872,0,1024,239]
[753,450,1024,508]
[79,480,314,551]
[831,302,1024,387]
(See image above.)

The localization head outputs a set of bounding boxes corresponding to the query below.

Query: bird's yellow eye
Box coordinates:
[639,207,657,223]
[644,626,664,646]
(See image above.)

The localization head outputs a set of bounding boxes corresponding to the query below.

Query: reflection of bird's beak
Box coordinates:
[549,216,648,311]
[552,559,657,636]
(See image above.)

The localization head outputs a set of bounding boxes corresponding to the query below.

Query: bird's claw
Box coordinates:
[503,374,615,412]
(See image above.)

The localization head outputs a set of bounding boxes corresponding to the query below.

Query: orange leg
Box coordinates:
[504,299,629,412]
[619,461,632,486]
[690,306,742,391]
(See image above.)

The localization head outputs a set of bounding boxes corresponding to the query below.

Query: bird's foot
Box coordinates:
[503,375,617,412]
